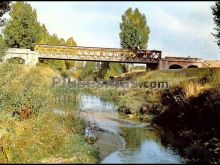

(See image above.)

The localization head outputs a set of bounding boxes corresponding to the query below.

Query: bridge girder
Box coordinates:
[34,44,161,64]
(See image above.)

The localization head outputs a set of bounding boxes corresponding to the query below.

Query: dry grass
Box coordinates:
[181,81,212,98]
[138,68,220,99]
[0,63,99,163]
[0,111,99,163]
[95,68,220,115]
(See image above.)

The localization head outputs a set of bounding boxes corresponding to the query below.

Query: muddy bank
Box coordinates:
[80,111,126,161]
[91,129,125,160]
[152,87,220,163]
[51,107,125,163]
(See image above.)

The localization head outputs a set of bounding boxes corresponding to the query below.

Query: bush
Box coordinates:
[0,63,56,116]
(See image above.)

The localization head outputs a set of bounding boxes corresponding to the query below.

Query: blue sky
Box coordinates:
[14,2,220,60]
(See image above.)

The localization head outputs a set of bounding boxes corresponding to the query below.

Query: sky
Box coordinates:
[7,1,220,60]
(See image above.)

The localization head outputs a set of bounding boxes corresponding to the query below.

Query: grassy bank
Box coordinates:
[0,63,99,163]
[92,68,219,117]
[90,68,220,163]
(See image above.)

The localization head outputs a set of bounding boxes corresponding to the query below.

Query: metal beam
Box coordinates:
[34,44,161,64]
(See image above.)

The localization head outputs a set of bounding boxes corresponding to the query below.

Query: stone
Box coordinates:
[84,127,98,144]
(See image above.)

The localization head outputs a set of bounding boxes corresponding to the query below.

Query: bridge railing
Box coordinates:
[34,44,161,63]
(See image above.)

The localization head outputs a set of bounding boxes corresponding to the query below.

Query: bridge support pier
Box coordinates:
[2,48,39,65]
[145,63,159,71]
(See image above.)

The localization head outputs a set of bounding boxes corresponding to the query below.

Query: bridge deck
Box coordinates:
[34,45,161,63]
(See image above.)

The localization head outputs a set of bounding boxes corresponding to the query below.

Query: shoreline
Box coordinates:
[81,112,126,162]
[91,128,126,162]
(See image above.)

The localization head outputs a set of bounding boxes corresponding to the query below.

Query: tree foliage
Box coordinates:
[96,62,125,80]
[3,2,42,49]
[64,37,77,69]
[38,32,77,70]
[36,22,77,70]
[211,1,220,48]
[98,62,110,78]
[0,1,11,26]
[119,8,150,50]
[78,62,96,80]
[0,2,11,60]
[66,37,77,46]
[104,63,123,80]
[2,1,77,70]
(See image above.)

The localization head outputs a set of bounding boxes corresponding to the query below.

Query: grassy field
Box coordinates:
[0,63,99,163]
[92,68,220,118]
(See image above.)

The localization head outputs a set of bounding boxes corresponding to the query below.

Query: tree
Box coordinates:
[119,8,150,73]
[0,2,11,60]
[37,24,50,44]
[38,31,77,70]
[119,8,150,50]
[39,33,67,71]
[104,63,123,80]
[0,1,11,26]
[65,37,77,46]
[98,62,110,78]
[78,62,96,80]
[211,1,220,48]
[64,37,77,69]
[3,2,42,49]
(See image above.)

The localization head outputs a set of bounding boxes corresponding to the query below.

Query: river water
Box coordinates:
[54,94,186,164]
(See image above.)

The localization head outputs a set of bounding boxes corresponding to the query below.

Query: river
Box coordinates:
[54,94,186,164]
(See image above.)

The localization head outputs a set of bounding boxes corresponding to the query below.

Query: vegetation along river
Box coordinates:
[53,94,186,164]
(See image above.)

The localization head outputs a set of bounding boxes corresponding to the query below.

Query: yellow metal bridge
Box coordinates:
[34,44,162,64]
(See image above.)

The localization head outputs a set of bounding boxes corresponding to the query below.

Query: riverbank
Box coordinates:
[77,110,126,161]
[1,63,220,163]
[89,68,220,163]
[76,95,184,163]
[91,128,125,160]
[0,63,99,163]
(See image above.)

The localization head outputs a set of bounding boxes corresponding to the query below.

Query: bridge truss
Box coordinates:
[34,44,161,64]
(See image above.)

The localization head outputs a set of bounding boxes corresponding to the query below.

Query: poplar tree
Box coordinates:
[211,1,220,48]
[119,8,150,50]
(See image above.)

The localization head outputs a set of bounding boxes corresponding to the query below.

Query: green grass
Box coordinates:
[92,68,220,116]
[137,68,214,86]
[137,68,220,99]
[0,63,99,163]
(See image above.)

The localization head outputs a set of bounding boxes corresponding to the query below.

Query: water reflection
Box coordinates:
[78,94,186,163]
[119,127,161,150]
[53,94,186,164]
[79,95,117,112]
[102,126,185,164]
